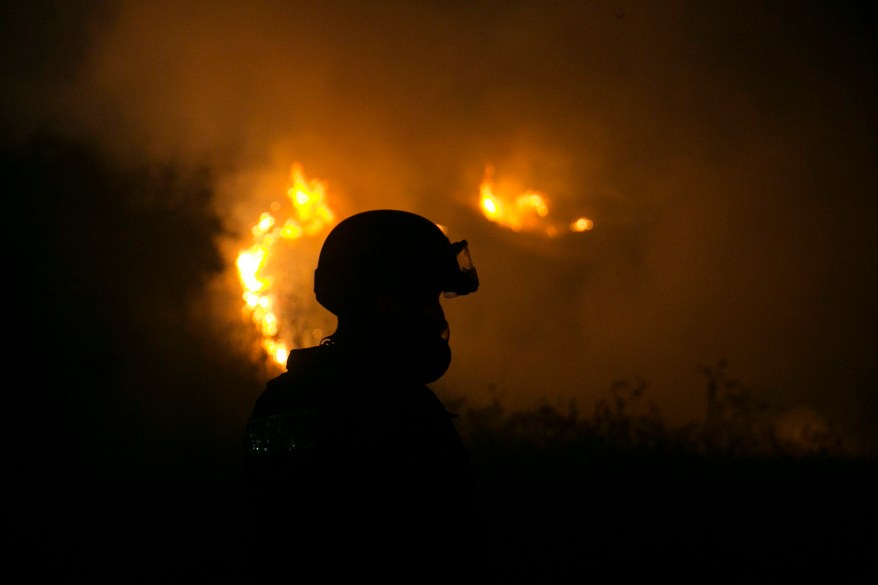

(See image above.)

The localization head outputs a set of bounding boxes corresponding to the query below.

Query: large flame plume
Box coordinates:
[236,163,336,366]
[479,165,593,237]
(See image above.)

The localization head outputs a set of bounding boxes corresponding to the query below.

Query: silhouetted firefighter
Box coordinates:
[244,210,481,582]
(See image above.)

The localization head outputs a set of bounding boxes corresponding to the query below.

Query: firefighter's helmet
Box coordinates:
[314,209,478,316]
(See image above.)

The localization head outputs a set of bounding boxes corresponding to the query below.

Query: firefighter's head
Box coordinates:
[314,209,479,382]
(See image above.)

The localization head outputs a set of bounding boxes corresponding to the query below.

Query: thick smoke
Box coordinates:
[5,0,876,447]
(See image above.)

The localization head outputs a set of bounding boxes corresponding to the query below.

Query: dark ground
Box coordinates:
[11,441,878,584]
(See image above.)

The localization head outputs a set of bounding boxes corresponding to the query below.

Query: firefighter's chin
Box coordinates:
[397,336,452,384]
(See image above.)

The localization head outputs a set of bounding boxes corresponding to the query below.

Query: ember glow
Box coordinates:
[236,164,336,365]
[478,166,593,237]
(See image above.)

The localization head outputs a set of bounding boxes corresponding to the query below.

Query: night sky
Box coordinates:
[4,1,877,581]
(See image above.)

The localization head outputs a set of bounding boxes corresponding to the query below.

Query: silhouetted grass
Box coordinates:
[447,362,878,584]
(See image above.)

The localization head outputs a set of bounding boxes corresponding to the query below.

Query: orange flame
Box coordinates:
[237,163,336,366]
[478,165,593,237]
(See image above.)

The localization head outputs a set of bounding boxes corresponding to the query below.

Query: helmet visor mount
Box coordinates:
[443,240,479,298]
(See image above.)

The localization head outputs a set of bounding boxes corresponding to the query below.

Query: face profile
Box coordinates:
[376,292,452,384]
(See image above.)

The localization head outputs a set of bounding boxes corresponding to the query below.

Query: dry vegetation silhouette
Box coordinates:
[449,361,876,583]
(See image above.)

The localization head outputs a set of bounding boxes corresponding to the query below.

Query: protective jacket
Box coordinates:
[244,343,475,580]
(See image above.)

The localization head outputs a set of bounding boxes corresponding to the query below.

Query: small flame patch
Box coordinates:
[478,165,593,237]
